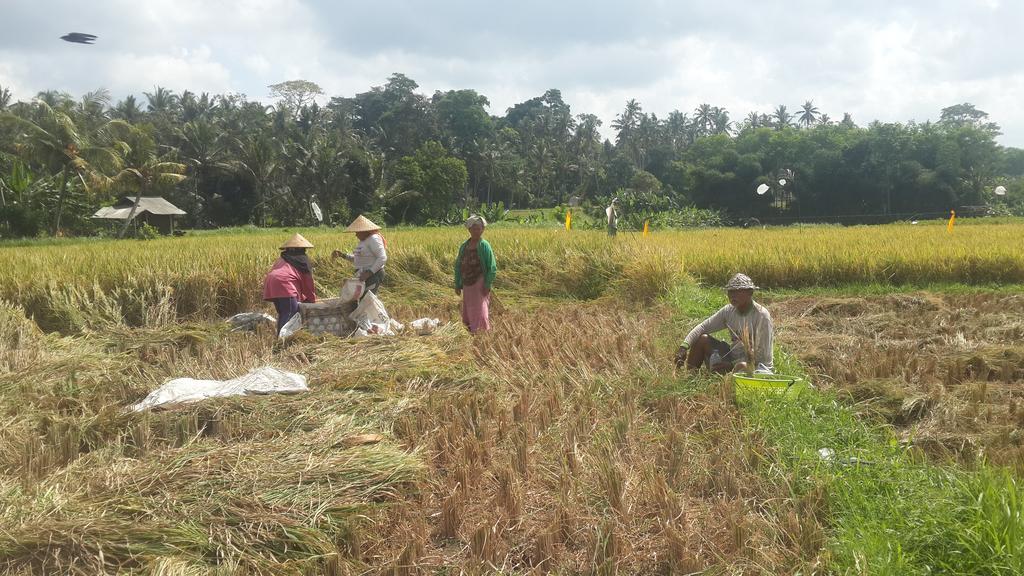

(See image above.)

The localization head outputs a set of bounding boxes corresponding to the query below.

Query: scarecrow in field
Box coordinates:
[674,273,774,373]
[606,197,619,237]
[332,215,388,294]
[263,233,317,334]
[454,214,497,333]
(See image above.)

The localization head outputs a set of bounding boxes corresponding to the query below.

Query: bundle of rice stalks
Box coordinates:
[0,415,424,573]
[304,323,473,392]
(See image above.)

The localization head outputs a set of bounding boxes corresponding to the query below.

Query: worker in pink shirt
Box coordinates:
[263,233,316,333]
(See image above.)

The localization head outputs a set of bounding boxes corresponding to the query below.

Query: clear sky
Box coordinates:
[2,0,1022,146]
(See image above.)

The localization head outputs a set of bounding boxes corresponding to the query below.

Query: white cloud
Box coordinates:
[104,47,234,95]
[1,0,1023,146]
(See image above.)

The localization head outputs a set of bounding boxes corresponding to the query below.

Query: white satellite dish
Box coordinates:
[310,201,323,223]
[994,185,1007,196]
[778,178,787,186]
[756,183,770,195]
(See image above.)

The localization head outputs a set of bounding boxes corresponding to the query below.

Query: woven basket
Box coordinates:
[299,298,358,336]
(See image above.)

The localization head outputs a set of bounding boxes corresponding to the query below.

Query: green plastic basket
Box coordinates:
[733,373,806,399]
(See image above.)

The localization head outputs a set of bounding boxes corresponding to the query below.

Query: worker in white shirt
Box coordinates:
[331,215,388,294]
[674,273,774,373]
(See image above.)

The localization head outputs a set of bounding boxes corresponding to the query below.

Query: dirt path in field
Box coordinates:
[771,293,1024,471]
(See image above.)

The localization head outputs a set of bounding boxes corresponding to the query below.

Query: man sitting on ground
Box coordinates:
[674,273,774,373]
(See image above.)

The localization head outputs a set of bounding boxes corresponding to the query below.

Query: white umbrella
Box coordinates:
[756,183,770,195]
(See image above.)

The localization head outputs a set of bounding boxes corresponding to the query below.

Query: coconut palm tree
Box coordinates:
[743,111,763,130]
[0,100,118,234]
[664,111,690,150]
[176,119,229,225]
[693,103,715,138]
[612,99,641,144]
[76,89,111,134]
[231,133,281,226]
[711,107,733,135]
[113,95,143,123]
[144,86,179,115]
[797,100,820,128]
[773,105,793,129]
[103,120,187,237]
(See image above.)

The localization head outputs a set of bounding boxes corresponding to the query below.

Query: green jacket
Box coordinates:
[454,238,497,290]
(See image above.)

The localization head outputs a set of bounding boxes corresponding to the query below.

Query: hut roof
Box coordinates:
[93,197,186,220]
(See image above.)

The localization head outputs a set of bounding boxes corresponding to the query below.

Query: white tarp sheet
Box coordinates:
[130,366,308,412]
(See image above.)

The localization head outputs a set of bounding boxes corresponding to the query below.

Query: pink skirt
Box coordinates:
[461,280,491,333]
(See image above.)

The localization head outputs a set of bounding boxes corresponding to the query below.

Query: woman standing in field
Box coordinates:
[332,215,388,294]
[454,215,497,333]
[263,233,317,334]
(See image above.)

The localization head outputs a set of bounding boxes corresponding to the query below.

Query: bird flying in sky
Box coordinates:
[60,33,97,44]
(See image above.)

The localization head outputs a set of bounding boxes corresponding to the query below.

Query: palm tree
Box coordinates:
[693,103,715,137]
[144,86,179,115]
[612,99,641,145]
[176,120,229,224]
[104,120,187,237]
[664,111,690,150]
[818,114,832,126]
[773,105,793,129]
[36,90,73,111]
[76,89,111,133]
[180,91,214,122]
[743,111,762,130]
[0,86,12,111]
[231,133,280,226]
[113,96,143,123]
[797,100,820,128]
[0,101,118,234]
[711,107,732,135]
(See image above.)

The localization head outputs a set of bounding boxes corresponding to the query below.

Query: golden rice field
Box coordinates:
[1,220,1023,574]
[1,219,1022,332]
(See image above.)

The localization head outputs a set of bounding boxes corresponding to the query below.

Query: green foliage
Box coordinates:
[267,79,324,110]
[2,79,1023,235]
[135,222,159,240]
[386,141,468,225]
[0,204,44,237]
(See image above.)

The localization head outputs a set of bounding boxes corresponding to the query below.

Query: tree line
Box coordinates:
[1,75,1022,237]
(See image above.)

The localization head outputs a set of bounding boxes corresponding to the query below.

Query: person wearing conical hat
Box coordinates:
[263,233,316,334]
[674,273,774,374]
[332,215,388,294]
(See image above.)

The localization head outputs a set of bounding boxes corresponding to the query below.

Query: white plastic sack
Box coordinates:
[130,366,307,412]
[349,291,390,326]
[353,318,403,338]
[278,313,303,339]
[340,278,365,302]
[409,318,441,335]
[226,312,275,332]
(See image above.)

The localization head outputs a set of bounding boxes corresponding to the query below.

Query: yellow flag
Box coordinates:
[947,209,956,233]
[565,210,572,231]
[643,219,650,237]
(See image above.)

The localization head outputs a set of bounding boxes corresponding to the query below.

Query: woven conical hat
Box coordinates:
[346,215,381,232]
[280,233,314,249]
